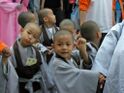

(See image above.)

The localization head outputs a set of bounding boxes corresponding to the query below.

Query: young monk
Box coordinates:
[59,19,80,40]
[38,8,59,63]
[80,21,102,64]
[92,20,124,93]
[49,30,100,93]
[9,23,54,93]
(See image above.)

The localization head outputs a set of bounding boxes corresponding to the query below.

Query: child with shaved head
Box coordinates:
[1,23,54,93]
[10,23,42,93]
[80,20,102,64]
[38,8,59,63]
[59,19,75,34]
[49,30,100,93]
[59,19,80,40]
[38,8,58,47]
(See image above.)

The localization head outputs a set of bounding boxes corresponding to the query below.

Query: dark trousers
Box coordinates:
[96,80,106,93]
[19,82,41,93]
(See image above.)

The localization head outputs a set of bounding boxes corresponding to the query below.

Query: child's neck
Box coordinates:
[44,23,55,28]
[91,40,99,48]
[56,53,71,61]
[19,39,29,48]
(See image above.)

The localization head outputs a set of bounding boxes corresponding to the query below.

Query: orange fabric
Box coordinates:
[79,0,91,11]
[113,0,124,19]
[0,41,7,52]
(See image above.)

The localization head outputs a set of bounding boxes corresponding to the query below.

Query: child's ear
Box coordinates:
[43,17,48,22]
[96,32,102,39]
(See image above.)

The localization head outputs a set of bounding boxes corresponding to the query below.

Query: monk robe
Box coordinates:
[92,21,124,93]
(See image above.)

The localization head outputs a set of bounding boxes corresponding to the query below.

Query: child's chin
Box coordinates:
[23,44,31,47]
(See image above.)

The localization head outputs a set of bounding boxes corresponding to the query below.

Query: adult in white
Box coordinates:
[79,0,113,43]
[92,20,124,93]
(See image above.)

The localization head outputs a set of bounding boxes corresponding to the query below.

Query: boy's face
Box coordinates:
[46,10,56,24]
[20,26,40,47]
[53,34,74,60]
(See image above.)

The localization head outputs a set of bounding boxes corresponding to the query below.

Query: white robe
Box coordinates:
[92,21,124,93]
[0,56,19,93]
[86,0,112,33]
[49,55,99,93]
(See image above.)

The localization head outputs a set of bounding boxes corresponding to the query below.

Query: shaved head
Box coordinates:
[18,11,35,28]
[53,30,74,42]
[38,8,53,23]
[60,19,75,33]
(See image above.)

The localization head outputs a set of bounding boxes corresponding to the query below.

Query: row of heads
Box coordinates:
[21,20,101,46]
[18,8,101,45]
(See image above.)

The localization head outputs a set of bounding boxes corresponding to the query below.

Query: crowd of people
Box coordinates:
[0,0,124,93]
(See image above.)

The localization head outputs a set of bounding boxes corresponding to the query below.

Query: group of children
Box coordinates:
[0,7,107,93]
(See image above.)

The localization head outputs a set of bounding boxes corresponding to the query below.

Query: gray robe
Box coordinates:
[49,55,99,93]
[0,56,19,93]
[9,39,55,93]
[72,42,98,69]
[92,21,124,93]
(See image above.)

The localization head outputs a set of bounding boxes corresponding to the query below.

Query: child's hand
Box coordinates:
[99,73,106,89]
[75,37,87,51]
[2,47,11,64]
[2,47,11,58]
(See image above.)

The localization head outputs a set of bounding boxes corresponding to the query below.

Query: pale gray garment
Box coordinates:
[92,22,123,76]
[87,42,98,62]
[34,43,49,62]
[0,56,19,93]
[40,27,59,44]
[0,56,7,93]
[10,39,36,67]
[49,55,99,93]
[92,21,124,93]
[34,43,48,53]
[72,42,98,69]
[83,42,98,69]
[40,54,56,93]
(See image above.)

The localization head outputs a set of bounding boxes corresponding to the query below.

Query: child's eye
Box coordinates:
[57,44,62,46]
[27,31,31,34]
[67,43,71,46]
[33,35,37,39]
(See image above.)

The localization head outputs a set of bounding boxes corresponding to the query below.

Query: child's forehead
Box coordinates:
[55,34,73,42]
[25,24,41,34]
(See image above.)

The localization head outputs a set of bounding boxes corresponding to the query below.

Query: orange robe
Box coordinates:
[79,0,91,11]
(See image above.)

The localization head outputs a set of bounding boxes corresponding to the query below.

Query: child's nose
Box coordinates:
[62,45,67,49]
[28,35,33,39]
